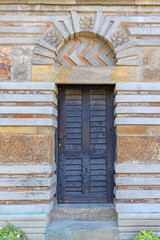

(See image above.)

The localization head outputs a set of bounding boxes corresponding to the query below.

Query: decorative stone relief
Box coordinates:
[0,47,11,80]
[56,36,116,67]
[110,26,129,48]
[33,12,139,66]
[32,25,64,65]
[79,16,94,31]
[43,26,63,48]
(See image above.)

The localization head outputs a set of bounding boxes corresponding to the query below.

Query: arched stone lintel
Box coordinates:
[32,11,139,66]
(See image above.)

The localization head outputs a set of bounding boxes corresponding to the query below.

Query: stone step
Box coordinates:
[51,204,117,221]
[46,220,118,240]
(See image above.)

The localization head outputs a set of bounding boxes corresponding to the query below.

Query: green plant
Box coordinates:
[135,230,160,240]
[0,224,27,240]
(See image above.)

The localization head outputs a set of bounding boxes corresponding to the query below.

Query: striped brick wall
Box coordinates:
[0,165,56,240]
[114,82,160,240]
[0,82,57,126]
[0,82,57,240]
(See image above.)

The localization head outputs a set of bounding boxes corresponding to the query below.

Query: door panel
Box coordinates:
[57,85,116,203]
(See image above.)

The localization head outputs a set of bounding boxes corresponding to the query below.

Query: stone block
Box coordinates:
[115,202,160,213]
[115,95,160,103]
[12,46,33,65]
[117,126,147,135]
[12,46,33,81]
[0,126,36,134]
[0,0,134,3]
[115,118,160,126]
[12,65,29,82]
[0,81,56,91]
[52,204,116,221]
[135,0,160,4]
[37,127,55,135]
[46,220,118,240]
[115,82,160,91]
[26,233,45,240]
[115,163,160,174]
[148,126,160,136]
[0,134,54,164]
[32,65,53,82]
[117,136,160,163]
[143,67,160,82]
[32,65,141,84]
[116,176,160,186]
[0,47,11,80]
[141,48,160,66]
[77,0,134,3]
[0,118,57,127]
[28,0,76,3]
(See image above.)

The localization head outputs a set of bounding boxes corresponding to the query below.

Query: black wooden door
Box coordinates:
[57,85,116,203]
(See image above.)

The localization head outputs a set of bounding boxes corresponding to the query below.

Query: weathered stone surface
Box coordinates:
[0,134,54,164]
[141,48,160,66]
[117,126,147,135]
[0,126,36,134]
[135,0,160,4]
[32,65,141,84]
[13,65,29,81]
[37,127,55,135]
[143,67,160,82]
[148,126,160,136]
[117,136,160,163]
[52,204,116,221]
[0,47,11,80]
[32,65,53,82]
[12,46,33,81]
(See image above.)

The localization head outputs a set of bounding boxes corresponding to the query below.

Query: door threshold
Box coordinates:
[51,203,117,221]
[55,203,114,208]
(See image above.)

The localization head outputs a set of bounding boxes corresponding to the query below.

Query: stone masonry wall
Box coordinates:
[115,83,160,240]
[0,3,160,240]
[0,82,57,240]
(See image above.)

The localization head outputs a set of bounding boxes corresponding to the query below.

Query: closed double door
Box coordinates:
[57,85,116,203]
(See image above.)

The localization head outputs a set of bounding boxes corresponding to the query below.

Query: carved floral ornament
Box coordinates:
[110,26,129,48]
[43,27,63,48]
[79,16,94,31]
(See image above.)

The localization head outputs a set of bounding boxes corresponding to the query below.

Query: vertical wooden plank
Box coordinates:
[58,87,66,152]
[81,88,90,196]
[105,85,116,203]
[55,128,58,165]
[82,88,90,150]
[57,86,66,203]
[81,153,90,196]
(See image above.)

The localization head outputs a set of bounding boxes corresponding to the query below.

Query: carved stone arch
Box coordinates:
[56,34,117,67]
[32,11,139,66]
